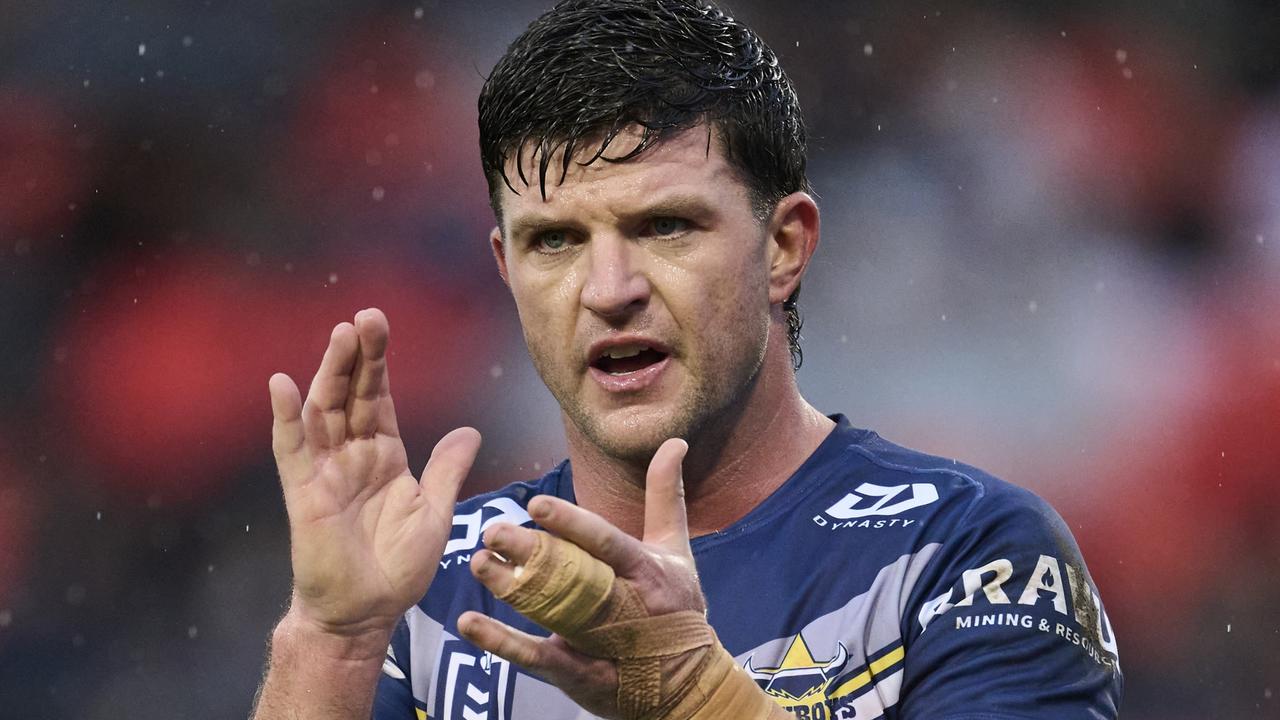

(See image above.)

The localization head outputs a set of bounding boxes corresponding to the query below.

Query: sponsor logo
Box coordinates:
[745,633,905,720]
[440,497,533,568]
[813,482,939,529]
[916,553,1120,668]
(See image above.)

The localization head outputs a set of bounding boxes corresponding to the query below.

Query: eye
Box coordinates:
[534,229,571,253]
[647,217,689,237]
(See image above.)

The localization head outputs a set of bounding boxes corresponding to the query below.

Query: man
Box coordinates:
[252,1,1122,718]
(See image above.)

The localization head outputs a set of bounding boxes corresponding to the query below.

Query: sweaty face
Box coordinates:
[494,128,774,462]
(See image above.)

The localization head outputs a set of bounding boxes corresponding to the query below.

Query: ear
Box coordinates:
[765,192,820,305]
[489,225,511,288]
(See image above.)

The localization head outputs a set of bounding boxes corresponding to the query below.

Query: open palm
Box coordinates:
[268,308,479,634]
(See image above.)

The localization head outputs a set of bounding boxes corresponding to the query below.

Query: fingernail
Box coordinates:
[528,498,549,520]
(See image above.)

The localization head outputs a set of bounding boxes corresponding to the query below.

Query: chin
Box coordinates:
[571,403,692,464]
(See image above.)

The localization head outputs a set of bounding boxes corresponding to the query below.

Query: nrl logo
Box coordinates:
[745,633,851,702]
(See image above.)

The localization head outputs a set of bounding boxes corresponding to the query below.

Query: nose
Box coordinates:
[579,235,650,319]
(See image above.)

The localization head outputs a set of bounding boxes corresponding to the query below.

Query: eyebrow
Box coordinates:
[505,193,720,241]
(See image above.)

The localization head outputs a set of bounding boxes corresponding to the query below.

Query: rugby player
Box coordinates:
[252,2,1123,718]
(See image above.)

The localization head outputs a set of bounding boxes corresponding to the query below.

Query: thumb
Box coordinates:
[642,438,691,554]
[418,427,481,512]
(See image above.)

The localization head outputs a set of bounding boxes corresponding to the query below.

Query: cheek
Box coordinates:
[678,260,771,350]
[510,269,582,353]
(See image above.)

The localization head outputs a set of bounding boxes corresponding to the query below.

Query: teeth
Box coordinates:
[603,345,648,360]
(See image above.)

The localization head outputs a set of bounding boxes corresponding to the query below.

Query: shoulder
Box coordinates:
[810,427,1059,547]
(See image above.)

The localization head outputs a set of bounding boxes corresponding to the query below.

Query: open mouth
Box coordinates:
[591,345,669,376]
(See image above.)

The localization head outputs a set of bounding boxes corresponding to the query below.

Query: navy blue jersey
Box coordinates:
[375,416,1122,719]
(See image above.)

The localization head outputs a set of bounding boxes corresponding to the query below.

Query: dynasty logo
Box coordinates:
[813,482,940,530]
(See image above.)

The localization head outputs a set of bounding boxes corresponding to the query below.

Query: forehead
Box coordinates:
[496,125,749,222]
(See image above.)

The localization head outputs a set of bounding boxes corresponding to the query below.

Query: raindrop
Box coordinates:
[413,7,424,19]
[1114,49,1127,64]
[489,364,503,379]
[66,584,87,606]
[1028,300,1038,313]
[138,43,147,56]
[187,626,198,639]
[328,272,339,285]
[0,610,11,627]
[372,186,386,202]
[862,43,874,57]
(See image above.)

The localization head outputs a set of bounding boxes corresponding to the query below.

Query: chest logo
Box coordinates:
[443,497,533,556]
[746,633,850,702]
[823,482,939,520]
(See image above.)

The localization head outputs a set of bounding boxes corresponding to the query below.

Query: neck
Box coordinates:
[564,344,835,539]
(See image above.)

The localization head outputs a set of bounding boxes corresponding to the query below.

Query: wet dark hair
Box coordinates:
[478,0,810,369]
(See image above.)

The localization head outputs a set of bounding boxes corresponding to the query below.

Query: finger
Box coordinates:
[416,426,481,513]
[642,438,691,553]
[302,322,359,449]
[346,308,390,438]
[457,611,548,670]
[470,547,520,597]
[457,611,612,684]
[528,495,647,577]
[482,522,540,566]
[269,372,304,459]
[269,372,312,484]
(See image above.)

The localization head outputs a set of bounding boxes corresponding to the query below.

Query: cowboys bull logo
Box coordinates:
[747,634,850,702]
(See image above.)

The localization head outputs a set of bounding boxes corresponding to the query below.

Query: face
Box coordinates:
[492,127,780,462]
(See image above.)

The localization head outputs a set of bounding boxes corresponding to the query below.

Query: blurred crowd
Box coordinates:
[0,1,1276,717]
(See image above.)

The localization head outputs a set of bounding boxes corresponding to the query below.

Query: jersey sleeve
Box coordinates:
[898,481,1123,720]
[372,615,416,720]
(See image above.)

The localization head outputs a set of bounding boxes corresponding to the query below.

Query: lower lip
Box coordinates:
[588,356,671,394]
